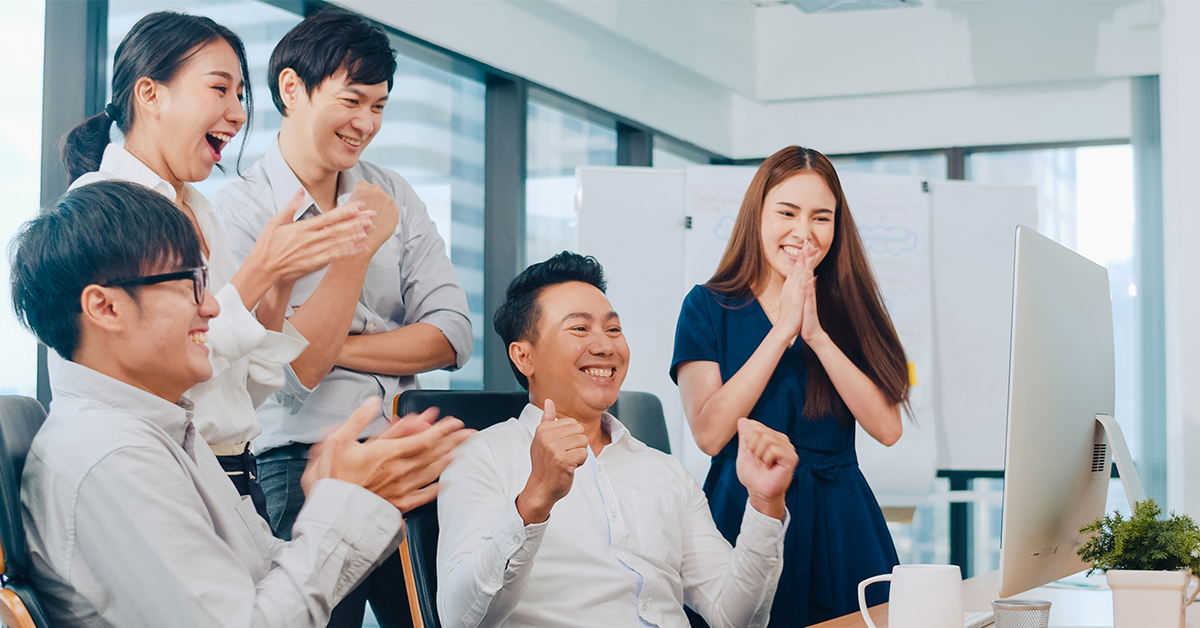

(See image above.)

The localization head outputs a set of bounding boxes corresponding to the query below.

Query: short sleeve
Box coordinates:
[670,285,722,383]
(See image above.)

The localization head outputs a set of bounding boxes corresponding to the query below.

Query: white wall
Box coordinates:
[732,78,1132,157]
[340,0,737,156]
[1159,0,1200,517]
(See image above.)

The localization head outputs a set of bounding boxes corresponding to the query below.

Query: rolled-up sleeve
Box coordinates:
[245,321,309,409]
[393,179,473,370]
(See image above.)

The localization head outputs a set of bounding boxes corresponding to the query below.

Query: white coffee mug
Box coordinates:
[858,564,963,628]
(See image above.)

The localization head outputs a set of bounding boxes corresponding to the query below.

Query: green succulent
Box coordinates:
[1077,498,1200,575]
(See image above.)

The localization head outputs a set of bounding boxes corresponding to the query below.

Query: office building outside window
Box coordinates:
[0,0,45,398]
[525,99,617,267]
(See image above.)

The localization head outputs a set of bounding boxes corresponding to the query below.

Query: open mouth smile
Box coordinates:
[581,367,615,378]
[206,132,232,160]
[336,132,363,148]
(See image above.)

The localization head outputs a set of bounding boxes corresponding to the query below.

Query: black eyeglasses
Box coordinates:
[104,266,209,304]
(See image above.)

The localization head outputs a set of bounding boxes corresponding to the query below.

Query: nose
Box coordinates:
[198,288,221,319]
[350,107,375,136]
[228,97,247,131]
[589,330,616,356]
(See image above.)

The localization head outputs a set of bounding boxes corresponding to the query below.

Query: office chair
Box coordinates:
[391,390,672,628]
[0,396,52,628]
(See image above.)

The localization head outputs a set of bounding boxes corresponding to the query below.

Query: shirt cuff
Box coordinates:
[494,501,548,572]
[417,310,474,370]
[299,478,404,553]
[208,283,268,371]
[739,503,790,557]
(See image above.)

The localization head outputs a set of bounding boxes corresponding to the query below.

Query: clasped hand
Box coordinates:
[301,397,474,512]
[778,241,825,344]
[516,399,588,525]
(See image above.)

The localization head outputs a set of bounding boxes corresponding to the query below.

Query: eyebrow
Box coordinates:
[560,311,620,324]
[777,201,834,214]
[205,70,244,88]
[342,86,389,103]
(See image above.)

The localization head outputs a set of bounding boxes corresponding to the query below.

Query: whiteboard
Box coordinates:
[576,166,1037,503]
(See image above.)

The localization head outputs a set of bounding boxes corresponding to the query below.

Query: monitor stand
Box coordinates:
[1095,413,1147,509]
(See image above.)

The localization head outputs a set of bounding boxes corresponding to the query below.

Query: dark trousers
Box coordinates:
[258,453,413,628]
[216,446,269,522]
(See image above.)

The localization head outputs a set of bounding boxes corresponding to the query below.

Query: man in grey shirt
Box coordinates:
[215,8,472,626]
[10,181,470,627]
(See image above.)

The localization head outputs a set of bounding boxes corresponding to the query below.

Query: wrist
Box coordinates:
[804,329,833,351]
[747,492,787,522]
[516,487,552,525]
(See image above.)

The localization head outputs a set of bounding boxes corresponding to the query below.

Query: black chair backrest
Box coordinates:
[393,389,672,628]
[0,396,47,580]
[0,396,53,628]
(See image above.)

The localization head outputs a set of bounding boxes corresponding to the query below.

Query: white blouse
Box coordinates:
[62,143,308,446]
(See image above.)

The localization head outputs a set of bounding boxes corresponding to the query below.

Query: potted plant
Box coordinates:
[1078,499,1200,628]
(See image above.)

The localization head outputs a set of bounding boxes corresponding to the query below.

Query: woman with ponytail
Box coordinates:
[62,11,374,520]
[671,146,910,626]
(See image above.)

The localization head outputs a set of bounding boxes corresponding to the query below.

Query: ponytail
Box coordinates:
[62,110,115,184]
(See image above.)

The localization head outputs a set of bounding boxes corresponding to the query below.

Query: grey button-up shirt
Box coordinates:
[215,138,473,453]
[23,358,403,627]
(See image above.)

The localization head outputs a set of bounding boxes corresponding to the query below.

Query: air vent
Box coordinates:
[1092,443,1108,473]
[785,0,921,14]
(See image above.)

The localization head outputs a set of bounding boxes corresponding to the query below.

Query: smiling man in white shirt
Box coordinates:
[437,252,799,628]
[10,181,471,628]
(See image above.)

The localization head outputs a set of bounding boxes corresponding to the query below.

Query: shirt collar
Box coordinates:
[96,144,178,203]
[264,136,368,221]
[516,402,632,448]
[49,358,195,447]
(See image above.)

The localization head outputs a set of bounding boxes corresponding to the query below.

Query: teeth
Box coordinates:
[337,133,362,147]
[190,331,208,344]
[783,245,801,256]
[208,132,232,144]
[584,368,613,378]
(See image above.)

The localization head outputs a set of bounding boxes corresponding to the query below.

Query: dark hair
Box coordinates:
[494,252,607,390]
[62,11,253,183]
[268,7,397,116]
[9,181,202,361]
[707,146,911,422]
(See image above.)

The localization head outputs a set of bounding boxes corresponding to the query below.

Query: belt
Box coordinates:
[787,447,860,621]
[255,442,313,463]
[209,441,250,457]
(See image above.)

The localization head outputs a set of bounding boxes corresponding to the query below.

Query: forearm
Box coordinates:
[438,502,545,628]
[335,322,456,376]
[683,327,793,456]
[706,505,787,628]
[228,246,278,313]
[287,256,371,389]
[256,280,295,333]
[808,332,902,445]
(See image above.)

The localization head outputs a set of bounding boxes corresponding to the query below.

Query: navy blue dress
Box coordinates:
[671,285,899,627]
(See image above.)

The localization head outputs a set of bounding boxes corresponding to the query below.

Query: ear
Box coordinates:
[278,68,304,113]
[79,285,131,335]
[508,340,535,380]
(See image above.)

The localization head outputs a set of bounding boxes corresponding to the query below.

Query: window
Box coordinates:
[0,0,45,397]
[652,146,698,170]
[525,99,616,266]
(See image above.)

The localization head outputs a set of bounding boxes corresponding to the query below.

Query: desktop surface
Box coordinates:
[811,570,1115,628]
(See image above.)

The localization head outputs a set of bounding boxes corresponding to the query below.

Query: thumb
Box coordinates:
[541,399,557,423]
[330,397,382,442]
[275,187,306,224]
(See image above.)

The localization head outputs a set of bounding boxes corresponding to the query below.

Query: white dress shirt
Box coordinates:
[23,358,403,628]
[66,144,307,446]
[215,138,473,453]
[437,404,787,628]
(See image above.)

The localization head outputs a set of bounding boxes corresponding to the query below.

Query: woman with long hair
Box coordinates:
[61,11,373,519]
[671,146,910,626]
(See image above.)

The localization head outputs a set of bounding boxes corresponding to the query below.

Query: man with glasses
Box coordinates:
[10,180,472,628]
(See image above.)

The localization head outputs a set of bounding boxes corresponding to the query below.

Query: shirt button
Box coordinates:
[512,535,520,543]
[641,602,649,611]
[609,510,616,518]
[368,322,376,331]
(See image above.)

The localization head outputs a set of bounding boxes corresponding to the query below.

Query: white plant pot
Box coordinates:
[1106,570,1200,628]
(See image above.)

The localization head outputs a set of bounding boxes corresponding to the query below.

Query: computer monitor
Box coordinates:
[997,226,1145,598]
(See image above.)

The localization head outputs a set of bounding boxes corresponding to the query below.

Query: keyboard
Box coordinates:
[965,610,995,628]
